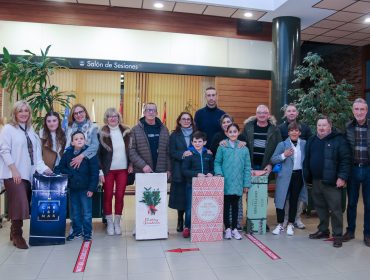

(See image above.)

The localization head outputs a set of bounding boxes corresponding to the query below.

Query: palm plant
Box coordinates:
[0,45,75,129]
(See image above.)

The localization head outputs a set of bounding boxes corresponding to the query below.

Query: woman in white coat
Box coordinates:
[0,100,52,249]
[270,122,306,236]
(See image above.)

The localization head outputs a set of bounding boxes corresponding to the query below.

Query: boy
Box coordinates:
[182,131,214,238]
[56,131,99,241]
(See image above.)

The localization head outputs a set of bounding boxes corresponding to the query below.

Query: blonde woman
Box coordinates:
[0,100,52,249]
[98,108,132,235]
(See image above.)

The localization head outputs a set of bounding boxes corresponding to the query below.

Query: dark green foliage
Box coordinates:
[288,52,353,131]
[139,187,161,215]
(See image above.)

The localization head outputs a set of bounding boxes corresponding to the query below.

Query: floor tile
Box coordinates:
[213,265,263,280]
[127,257,170,274]
[171,268,217,280]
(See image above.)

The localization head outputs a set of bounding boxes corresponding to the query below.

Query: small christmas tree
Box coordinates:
[139,187,161,215]
[288,52,353,131]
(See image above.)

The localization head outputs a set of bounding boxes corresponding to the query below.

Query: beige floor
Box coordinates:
[0,194,369,280]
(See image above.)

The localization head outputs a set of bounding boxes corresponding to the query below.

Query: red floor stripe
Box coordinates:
[73,241,92,273]
[245,234,281,260]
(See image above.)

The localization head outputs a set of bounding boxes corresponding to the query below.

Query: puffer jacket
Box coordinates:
[242,116,282,169]
[182,146,214,183]
[303,131,351,186]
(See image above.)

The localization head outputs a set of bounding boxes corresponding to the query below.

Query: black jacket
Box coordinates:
[55,145,99,192]
[169,130,191,183]
[278,121,312,141]
[303,131,351,186]
[182,147,214,183]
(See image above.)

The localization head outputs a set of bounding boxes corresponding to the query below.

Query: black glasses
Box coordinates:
[145,109,157,113]
[74,110,85,116]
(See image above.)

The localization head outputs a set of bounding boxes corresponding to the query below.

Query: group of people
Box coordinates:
[0,86,369,250]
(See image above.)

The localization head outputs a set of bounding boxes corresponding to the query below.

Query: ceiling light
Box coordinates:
[244,12,253,18]
[154,2,164,9]
[365,17,370,23]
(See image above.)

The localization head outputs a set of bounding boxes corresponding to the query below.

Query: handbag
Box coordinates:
[127,172,136,185]
[272,141,288,173]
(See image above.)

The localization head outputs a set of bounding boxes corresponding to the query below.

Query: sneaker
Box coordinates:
[66,232,82,241]
[294,218,306,229]
[286,224,294,236]
[224,228,232,240]
[83,236,92,241]
[272,224,284,235]
[183,227,190,238]
[232,228,242,240]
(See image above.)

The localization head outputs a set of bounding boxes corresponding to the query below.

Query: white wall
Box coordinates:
[0,20,272,71]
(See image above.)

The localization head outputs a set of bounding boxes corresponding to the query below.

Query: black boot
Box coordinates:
[177,210,184,232]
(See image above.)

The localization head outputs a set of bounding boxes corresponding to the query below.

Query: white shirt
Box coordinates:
[281,139,302,170]
[109,125,128,170]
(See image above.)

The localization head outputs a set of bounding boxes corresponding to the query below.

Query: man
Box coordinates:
[194,87,225,149]
[278,104,312,229]
[343,98,370,247]
[304,116,351,248]
[243,104,282,173]
[129,103,170,177]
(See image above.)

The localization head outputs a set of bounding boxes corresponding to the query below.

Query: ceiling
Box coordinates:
[45,0,370,46]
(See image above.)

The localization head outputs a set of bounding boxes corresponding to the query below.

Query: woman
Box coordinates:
[99,108,132,235]
[0,100,52,249]
[40,111,66,170]
[271,121,306,236]
[65,104,99,168]
[169,112,195,232]
[210,114,246,229]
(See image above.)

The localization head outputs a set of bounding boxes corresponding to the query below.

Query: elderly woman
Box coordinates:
[40,111,66,170]
[169,112,195,232]
[271,122,306,236]
[0,100,52,249]
[65,104,99,168]
[99,108,132,235]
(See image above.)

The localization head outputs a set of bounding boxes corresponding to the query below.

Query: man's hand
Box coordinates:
[336,178,346,188]
[87,191,93,197]
[182,151,192,157]
[264,164,272,173]
[71,154,84,169]
[143,165,153,173]
[197,173,206,177]
[237,141,246,148]
[206,173,213,177]
[243,188,249,193]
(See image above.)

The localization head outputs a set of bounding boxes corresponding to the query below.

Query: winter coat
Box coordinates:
[271,138,307,209]
[55,145,99,192]
[242,116,282,169]
[98,124,131,176]
[345,119,370,163]
[278,121,312,141]
[303,131,351,186]
[169,130,191,183]
[182,147,214,184]
[129,117,170,173]
[210,131,246,157]
[214,140,251,196]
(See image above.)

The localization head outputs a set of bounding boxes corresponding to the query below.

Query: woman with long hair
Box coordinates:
[40,111,66,170]
[0,100,52,249]
[169,112,195,232]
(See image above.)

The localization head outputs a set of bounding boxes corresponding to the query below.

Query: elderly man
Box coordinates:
[304,116,351,248]
[243,104,282,173]
[343,98,370,247]
[129,102,170,177]
[278,103,312,229]
[194,87,225,149]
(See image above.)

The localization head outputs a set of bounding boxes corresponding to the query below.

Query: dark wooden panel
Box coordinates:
[0,0,272,41]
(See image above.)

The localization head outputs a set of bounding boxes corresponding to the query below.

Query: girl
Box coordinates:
[214,123,251,240]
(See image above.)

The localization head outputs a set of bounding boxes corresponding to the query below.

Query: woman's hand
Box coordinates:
[243,188,249,193]
[206,173,213,177]
[43,168,53,175]
[197,173,206,177]
[99,175,105,184]
[182,151,192,158]
[128,165,134,174]
[283,147,294,158]
[219,140,227,147]
[70,154,84,169]
[237,141,246,148]
[10,165,21,184]
[87,191,93,197]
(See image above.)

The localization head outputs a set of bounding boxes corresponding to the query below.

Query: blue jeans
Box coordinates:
[185,183,192,228]
[70,190,93,238]
[347,166,370,236]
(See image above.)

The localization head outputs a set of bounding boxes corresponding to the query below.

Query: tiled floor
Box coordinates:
[0,195,369,280]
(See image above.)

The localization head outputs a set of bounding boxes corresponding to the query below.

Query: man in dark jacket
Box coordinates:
[343,98,370,247]
[304,116,351,248]
[194,87,226,149]
[129,102,170,178]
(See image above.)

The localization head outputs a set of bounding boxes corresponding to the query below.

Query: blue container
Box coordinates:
[29,173,68,246]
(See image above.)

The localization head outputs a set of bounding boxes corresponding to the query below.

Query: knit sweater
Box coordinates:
[109,125,128,170]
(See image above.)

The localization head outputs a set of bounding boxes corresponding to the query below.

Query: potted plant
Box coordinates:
[0,45,75,130]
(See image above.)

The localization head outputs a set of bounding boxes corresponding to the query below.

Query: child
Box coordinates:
[55,131,99,241]
[214,123,251,240]
[182,131,214,238]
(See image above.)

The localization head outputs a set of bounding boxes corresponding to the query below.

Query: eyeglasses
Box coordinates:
[181,118,191,121]
[108,115,118,119]
[145,109,157,113]
[73,110,85,116]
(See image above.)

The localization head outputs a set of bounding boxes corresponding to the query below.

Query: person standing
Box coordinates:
[194,87,225,149]
[40,111,66,170]
[169,112,195,232]
[129,102,170,177]
[0,100,52,249]
[278,104,312,229]
[304,116,351,248]
[343,98,370,247]
[99,108,132,236]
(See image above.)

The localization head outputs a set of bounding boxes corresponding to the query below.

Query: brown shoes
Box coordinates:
[11,220,29,249]
[333,237,343,248]
[309,230,330,239]
[342,231,355,242]
[365,236,370,247]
